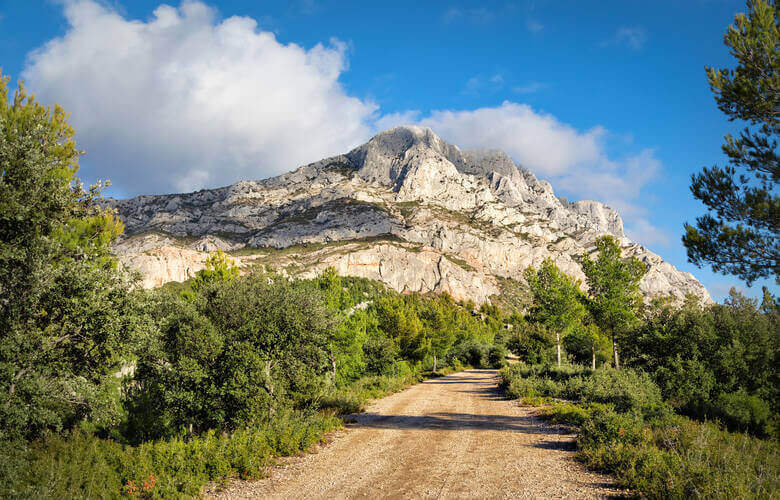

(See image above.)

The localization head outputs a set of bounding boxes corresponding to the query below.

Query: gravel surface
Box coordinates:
[206,369,627,499]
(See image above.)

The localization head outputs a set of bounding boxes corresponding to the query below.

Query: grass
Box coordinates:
[444,254,476,272]
[499,364,780,499]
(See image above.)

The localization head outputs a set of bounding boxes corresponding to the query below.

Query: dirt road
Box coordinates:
[208,369,624,499]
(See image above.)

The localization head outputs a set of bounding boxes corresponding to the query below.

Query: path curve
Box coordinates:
[208,369,624,499]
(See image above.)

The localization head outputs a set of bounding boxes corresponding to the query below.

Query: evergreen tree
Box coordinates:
[0,74,131,440]
[581,236,646,368]
[190,250,239,293]
[683,0,779,285]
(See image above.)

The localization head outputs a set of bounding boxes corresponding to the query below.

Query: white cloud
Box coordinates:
[23,1,668,247]
[404,102,667,247]
[418,102,605,177]
[602,26,647,50]
[23,0,377,194]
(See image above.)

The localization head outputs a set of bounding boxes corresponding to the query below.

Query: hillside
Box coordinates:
[109,125,710,304]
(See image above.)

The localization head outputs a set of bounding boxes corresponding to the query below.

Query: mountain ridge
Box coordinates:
[109,126,711,305]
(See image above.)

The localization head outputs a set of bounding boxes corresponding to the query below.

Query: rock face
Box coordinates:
[108,126,711,304]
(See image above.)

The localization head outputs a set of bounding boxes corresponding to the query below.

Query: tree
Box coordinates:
[563,323,610,369]
[128,274,336,440]
[0,74,134,440]
[190,250,239,292]
[682,0,779,285]
[524,258,587,367]
[581,236,646,369]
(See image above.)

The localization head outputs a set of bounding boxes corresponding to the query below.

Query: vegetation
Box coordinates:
[0,71,515,497]
[581,235,646,368]
[0,74,130,442]
[524,258,587,367]
[683,0,778,285]
[500,365,779,499]
[503,227,779,498]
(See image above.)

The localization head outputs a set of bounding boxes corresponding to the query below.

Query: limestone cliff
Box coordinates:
[108,126,711,304]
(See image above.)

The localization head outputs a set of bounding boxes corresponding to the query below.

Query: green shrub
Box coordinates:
[579,368,663,413]
[502,362,780,499]
[578,405,648,447]
[126,277,335,441]
[542,402,593,426]
[713,390,773,436]
[487,345,509,368]
[0,411,341,499]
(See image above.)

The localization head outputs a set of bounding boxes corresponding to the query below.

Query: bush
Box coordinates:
[579,368,663,413]
[542,402,593,426]
[578,405,648,447]
[487,345,509,368]
[125,276,335,441]
[0,411,341,499]
[505,323,556,364]
[503,362,780,499]
[713,390,773,436]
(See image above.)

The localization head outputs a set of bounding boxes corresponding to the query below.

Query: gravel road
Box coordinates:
[207,369,625,499]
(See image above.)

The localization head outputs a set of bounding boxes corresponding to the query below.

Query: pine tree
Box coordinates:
[683,0,779,285]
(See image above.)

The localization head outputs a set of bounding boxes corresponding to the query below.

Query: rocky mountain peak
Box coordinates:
[108,127,711,305]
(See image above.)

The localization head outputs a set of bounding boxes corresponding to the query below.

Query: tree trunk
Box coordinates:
[611,330,620,369]
[556,332,561,367]
[264,361,275,416]
[433,354,437,373]
[330,347,337,382]
[591,346,596,370]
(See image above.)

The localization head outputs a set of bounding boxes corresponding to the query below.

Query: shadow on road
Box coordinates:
[353,411,569,434]
[351,369,570,435]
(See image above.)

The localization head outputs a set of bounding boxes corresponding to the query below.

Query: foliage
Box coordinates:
[126,276,335,441]
[499,364,663,413]
[0,411,341,499]
[581,235,646,368]
[628,289,778,436]
[504,320,556,364]
[0,73,131,441]
[524,258,587,366]
[563,322,611,368]
[502,364,780,498]
[190,250,239,293]
[683,0,779,285]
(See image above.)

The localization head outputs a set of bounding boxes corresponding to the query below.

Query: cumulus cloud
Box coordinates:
[401,102,667,247]
[23,0,377,194]
[418,102,605,177]
[23,1,668,247]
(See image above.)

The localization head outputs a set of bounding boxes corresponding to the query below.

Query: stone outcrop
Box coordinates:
[108,126,711,304]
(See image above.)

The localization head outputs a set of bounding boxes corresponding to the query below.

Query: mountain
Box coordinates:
[109,126,711,305]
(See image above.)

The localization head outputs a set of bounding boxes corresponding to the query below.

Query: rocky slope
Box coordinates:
[109,126,711,305]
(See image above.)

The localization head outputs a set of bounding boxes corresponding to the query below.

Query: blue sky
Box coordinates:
[0,0,774,301]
